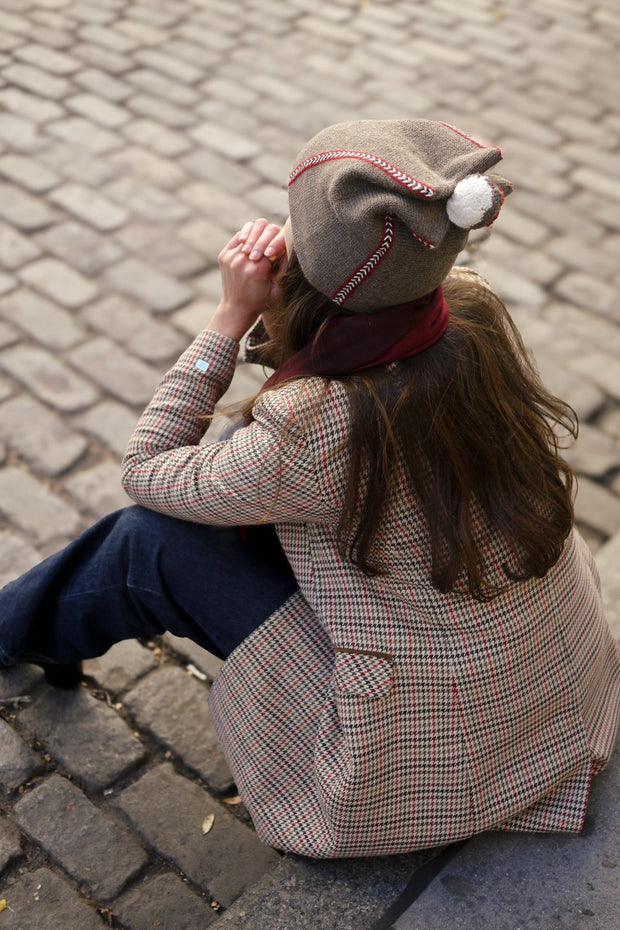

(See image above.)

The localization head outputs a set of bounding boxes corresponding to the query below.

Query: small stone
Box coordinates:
[114,872,217,930]
[69,336,162,406]
[113,763,280,905]
[0,718,42,791]
[13,42,81,75]
[0,665,43,701]
[0,154,59,191]
[575,476,620,539]
[46,116,121,154]
[66,92,130,128]
[134,47,203,83]
[0,530,41,588]
[2,63,70,99]
[0,395,87,477]
[562,423,620,478]
[49,182,129,231]
[37,220,123,274]
[178,217,231,261]
[103,257,193,313]
[75,400,138,457]
[78,23,138,53]
[83,640,158,694]
[0,343,98,411]
[0,222,41,269]
[177,181,253,228]
[0,182,56,231]
[103,175,191,222]
[80,293,187,363]
[15,776,147,900]
[18,258,99,309]
[72,40,133,74]
[63,460,131,518]
[163,633,224,681]
[0,821,22,873]
[568,351,620,403]
[73,66,132,101]
[126,67,200,107]
[109,145,188,189]
[128,93,195,128]
[123,665,234,792]
[122,118,193,157]
[115,223,208,279]
[0,87,64,123]
[0,467,82,545]
[20,688,147,791]
[190,121,262,160]
[0,869,106,930]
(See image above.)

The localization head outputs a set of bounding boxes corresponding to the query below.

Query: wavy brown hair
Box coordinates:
[252,254,577,601]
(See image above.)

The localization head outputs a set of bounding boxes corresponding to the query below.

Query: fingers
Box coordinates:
[240,219,286,263]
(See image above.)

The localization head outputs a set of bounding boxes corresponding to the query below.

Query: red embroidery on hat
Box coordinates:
[331,213,395,306]
[289,150,435,197]
[439,122,502,157]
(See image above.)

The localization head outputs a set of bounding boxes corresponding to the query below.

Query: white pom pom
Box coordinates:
[446,175,495,229]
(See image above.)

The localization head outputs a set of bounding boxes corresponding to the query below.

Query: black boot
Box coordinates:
[39,662,83,689]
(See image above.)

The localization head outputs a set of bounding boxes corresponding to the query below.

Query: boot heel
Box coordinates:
[41,662,83,689]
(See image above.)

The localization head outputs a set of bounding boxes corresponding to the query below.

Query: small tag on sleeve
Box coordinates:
[194,358,209,372]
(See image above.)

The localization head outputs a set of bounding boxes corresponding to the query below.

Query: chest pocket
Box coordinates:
[333,650,394,699]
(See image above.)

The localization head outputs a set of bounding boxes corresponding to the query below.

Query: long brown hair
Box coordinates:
[253,255,577,600]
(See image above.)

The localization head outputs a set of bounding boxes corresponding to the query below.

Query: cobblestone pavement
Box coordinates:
[0,0,619,927]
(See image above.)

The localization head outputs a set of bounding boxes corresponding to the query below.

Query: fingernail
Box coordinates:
[241,244,251,253]
[250,250,261,261]
[264,246,275,256]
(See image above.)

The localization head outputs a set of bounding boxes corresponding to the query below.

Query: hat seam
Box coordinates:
[289,150,435,198]
[332,213,395,306]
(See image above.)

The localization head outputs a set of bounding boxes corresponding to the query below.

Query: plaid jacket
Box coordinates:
[122,327,620,858]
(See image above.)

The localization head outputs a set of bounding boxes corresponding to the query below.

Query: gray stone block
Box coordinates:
[596,531,620,642]
[216,850,427,930]
[68,336,162,406]
[113,872,218,929]
[15,775,147,901]
[0,718,41,791]
[83,640,158,694]
[0,531,41,588]
[113,763,279,906]
[63,461,132,520]
[123,665,233,792]
[0,468,83,546]
[103,257,192,314]
[162,633,224,682]
[0,868,107,929]
[0,395,88,478]
[19,686,146,791]
[394,739,620,930]
[0,821,21,873]
[0,664,42,701]
[0,344,99,412]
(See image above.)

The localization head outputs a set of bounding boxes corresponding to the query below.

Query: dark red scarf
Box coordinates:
[262,286,449,389]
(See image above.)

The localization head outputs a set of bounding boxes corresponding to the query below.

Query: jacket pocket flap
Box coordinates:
[333,651,394,699]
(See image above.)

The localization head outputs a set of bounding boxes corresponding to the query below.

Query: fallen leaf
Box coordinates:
[0,900,6,914]
[187,663,207,681]
[222,795,242,805]
[201,813,216,835]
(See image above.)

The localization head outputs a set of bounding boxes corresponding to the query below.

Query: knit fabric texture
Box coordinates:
[287,119,513,310]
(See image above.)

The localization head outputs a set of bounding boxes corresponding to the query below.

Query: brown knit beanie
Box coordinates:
[287,119,513,311]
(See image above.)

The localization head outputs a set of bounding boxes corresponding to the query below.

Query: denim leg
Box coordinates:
[0,506,299,665]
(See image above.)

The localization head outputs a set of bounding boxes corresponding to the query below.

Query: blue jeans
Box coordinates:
[0,506,299,666]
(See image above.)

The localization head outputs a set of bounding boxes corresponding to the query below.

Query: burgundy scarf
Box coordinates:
[262,286,449,389]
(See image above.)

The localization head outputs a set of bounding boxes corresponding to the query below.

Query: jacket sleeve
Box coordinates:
[121,329,330,526]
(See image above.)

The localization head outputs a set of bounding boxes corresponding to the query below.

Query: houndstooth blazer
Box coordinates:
[122,327,620,859]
